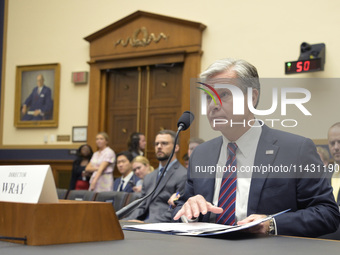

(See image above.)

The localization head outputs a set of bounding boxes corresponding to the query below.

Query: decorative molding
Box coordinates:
[115,27,168,48]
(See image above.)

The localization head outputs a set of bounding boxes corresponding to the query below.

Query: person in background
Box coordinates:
[114,151,140,192]
[188,137,205,158]
[128,132,146,158]
[85,132,116,192]
[328,122,340,204]
[182,153,189,169]
[132,156,154,193]
[316,146,330,167]
[124,130,187,223]
[69,144,93,190]
[167,137,205,206]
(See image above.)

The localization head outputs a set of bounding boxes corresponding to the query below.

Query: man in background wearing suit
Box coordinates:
[125,130,187,222]
[328,122,340,205]
[173,58,339,237]
[114,151,140,193]
[21,74,53,120]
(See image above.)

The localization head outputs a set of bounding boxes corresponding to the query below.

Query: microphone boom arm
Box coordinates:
[116,111,194,219]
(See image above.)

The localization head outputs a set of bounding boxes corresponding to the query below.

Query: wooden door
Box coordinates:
[106,63,183,170]
[106,67,139,155]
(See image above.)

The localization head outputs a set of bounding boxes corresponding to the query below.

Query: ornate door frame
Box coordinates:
[85,11,206,160]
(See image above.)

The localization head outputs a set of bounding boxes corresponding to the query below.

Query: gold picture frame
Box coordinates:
[14,63,60,128]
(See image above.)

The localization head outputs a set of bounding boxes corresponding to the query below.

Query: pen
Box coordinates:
[169,191,180,209]
[180,215,189,223]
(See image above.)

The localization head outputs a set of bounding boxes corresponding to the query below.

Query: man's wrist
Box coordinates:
[267,218,276,235]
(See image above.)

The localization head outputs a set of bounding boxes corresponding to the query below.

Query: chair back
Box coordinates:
[56,188,69,199]
[95,191,129,211]
[67,190,96,201]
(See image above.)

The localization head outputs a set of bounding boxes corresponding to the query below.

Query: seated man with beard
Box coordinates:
[124,130,187,223]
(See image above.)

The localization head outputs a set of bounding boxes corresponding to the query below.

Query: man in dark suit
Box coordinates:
[114,151,140,193]
[21,74,53,120]
[125,130,187,223]
[328,122,340,205]
[173,58,340,237]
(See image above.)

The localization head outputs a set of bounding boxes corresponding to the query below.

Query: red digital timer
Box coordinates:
[285,58,323,74]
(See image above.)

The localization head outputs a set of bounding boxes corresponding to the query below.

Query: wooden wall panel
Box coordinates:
[0,160,73,189]
[108,112,137,153]
[148,64,183,108]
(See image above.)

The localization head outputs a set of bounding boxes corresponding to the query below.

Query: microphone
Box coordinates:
[177,111,194,131]
[116,111,194,219]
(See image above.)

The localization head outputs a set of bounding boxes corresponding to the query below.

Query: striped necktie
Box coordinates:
[216,142,238,225]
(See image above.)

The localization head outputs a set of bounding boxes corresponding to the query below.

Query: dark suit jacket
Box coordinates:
[327,164,340,205]
[174,125,340,237]
[125,160,187,223]
[113,174,140,193]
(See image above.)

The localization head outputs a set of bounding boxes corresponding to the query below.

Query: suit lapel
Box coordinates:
[197,137,223,222]
[124,174,136,192]
[123,179,131,192]
[151,162,177,200]
[248,125,279,215]
[114,177,121,191]
[142,172,158,209]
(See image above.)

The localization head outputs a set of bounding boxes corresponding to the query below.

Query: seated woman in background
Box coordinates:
[85,132,116,192]
[128,132,146,158]
[131,156,154,193]
[69,144,93,190]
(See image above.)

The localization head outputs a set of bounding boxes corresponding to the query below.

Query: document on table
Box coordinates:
[123,209,290,236]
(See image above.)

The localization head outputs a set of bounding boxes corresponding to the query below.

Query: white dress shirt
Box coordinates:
[212,120,262,222]
[118,171,134,191]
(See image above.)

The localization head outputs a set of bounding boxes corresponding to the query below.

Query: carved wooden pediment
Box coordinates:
[84,10,206,61]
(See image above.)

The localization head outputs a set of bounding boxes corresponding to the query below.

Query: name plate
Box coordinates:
[0,165,58,203]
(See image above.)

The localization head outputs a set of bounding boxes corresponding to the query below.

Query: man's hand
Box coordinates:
[168,193,180,207]
[173,194,223,220]
[132,186,142,193]
[237,214,270,234]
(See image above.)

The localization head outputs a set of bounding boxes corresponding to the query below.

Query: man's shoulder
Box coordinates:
[193,136,223,153]
[144,169,158,182]
[171,161,187,175]
[263,125,311,144]
[173,160,186,169]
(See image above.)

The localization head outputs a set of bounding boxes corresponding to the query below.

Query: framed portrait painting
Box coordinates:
[14,63,60,128]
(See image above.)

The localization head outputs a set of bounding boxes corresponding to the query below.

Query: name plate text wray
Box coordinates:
[0,165,58,203]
